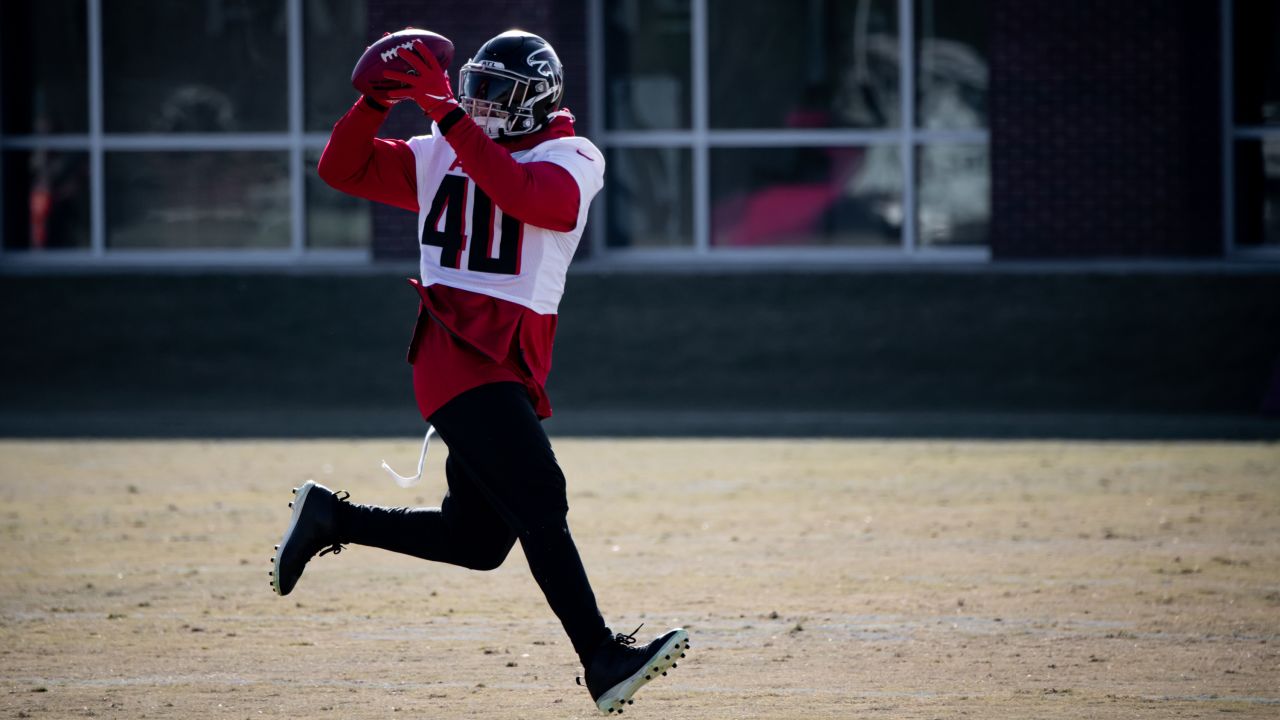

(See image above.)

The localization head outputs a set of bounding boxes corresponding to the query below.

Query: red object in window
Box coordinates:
[29,182,51,249]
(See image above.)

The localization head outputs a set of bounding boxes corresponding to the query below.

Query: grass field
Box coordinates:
[1,439,1278,718]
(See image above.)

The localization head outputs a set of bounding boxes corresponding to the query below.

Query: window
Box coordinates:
[710,146,902,248]
[306,0,370,132]
[593,0,989,258]
[1,151,91,250]
[605,147,693,249]
[1230,0,1280,251]
[1,1,89,135]
[102,0,289,134]
[707,0,900,131]
[605,0,692,131]
[0,1,91,252]
[105,151,291,249]
[0,0,370,261]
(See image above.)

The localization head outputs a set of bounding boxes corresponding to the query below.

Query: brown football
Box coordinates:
[351,28,455,102]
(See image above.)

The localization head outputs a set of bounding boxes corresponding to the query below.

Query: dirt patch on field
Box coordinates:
[1,439,1277,718]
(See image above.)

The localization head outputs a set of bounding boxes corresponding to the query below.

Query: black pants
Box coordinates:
[336,382,610,663]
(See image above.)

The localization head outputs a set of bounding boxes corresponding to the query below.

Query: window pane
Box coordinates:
[2,151,90,250]
[708,0,899,129]
[305,0,368,131]
[1235,139,1280,248]
[605,0,691,130]
[917,143,988,247]
[105,152,289,249]
[1234,0,1280,125]
[306,149,369,248]
[103,0,288,133]
[916,0,988,130]
[0,1,88,134]
[605,147,692,248]
[711,146,902,247]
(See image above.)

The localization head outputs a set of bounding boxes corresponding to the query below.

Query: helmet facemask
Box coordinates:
[458,62,561,139]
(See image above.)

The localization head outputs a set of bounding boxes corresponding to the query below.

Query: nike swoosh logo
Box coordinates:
[575,149,595,162]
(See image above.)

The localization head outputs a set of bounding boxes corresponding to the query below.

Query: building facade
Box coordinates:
[1,0,1277,267]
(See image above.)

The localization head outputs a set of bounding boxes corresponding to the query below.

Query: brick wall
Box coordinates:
[989,0,1223,258]
[366,0,588,260]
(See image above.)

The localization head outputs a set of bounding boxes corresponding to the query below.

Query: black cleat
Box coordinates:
[269,480,348,596]
[583,625,689,715]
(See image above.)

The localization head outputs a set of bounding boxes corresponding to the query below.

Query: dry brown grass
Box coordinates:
[1,439,1278,718]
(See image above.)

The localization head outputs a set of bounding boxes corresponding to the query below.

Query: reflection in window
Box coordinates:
[605,0,692,130]
[0,0,89,134]
[106,152,290,249]
[306,149,369,249]
[1,151,91,250]
[708,0,899,130]
[711,146,902,247]
[103,0,288,133]
[917,144,988,246]
[305,0,368,131]
[916,0,988,130]
[1234,0,1280,126]
[605,148,693,248]
[1235,139,1280,247]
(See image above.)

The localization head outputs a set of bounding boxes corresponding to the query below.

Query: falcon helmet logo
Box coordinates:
[527,47,556,78]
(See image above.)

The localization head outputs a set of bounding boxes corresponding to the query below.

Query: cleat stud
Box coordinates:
[680,653,686,658]
[292,488,297,494]
[288,502,293,508]
[274,545,279,550]
[661,671,667,676]
[665,655,670,660]
[645,675,651,680]
[628,700,634,704]
[672,662,678,668]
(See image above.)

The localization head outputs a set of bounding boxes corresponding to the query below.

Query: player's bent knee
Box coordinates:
[515,514,573,544]
[461,541,515,571]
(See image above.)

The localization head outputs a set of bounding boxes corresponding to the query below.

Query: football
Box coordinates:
[351,28,455,102]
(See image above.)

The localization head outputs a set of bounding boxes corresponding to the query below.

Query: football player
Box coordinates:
[269,29,688,714]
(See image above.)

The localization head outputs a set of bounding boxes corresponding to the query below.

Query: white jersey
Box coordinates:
[406,127,605,315]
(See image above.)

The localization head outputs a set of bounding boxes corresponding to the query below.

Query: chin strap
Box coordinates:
[381,425,436,487]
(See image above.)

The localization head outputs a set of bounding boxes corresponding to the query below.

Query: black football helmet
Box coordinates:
[458,30,564,139]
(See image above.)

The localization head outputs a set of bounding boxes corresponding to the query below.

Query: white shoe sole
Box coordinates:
[595,628,690,714]
[271,480,317,596]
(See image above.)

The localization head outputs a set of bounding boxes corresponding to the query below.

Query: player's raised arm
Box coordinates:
[315,32,438,212]
[316,98,419,212]
[385,41,581,231]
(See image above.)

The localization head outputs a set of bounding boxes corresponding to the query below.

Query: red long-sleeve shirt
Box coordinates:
[317,98,584,420]
[317,98,580,227]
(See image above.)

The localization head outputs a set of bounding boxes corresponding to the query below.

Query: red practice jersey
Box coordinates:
[318,99,605,419]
